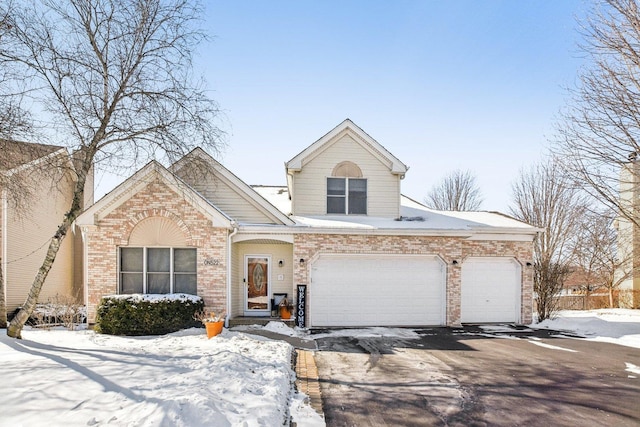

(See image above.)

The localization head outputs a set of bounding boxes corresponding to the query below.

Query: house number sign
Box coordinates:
[296,284,306,327]
[203,258,220,266]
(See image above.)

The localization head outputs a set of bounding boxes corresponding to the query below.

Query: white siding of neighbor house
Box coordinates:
[233,242,294,314]
[180,172,277,224]
[291,133,401,217]
[5,167,76,313]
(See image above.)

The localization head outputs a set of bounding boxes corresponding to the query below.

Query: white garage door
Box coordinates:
[309,255,445,327]
[461,257,521,323]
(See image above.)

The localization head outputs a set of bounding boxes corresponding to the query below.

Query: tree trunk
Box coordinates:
[609,287,615,309]
[0,258,6,328]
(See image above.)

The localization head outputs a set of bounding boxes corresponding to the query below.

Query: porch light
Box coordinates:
[299,258,305,266]
[278,259,284,267]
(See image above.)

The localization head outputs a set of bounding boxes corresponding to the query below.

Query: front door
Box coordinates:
[245,256,270,315]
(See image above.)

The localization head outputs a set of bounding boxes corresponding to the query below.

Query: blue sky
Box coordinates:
[98,0,589,212]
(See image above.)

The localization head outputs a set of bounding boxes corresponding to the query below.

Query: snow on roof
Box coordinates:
[253,186,538,233]
[252,185,292,215]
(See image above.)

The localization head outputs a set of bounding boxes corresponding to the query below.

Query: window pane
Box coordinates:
[148,273,170,293]
[174,274,197,295]
[174,248,196,273]
[327,178,346,195]
[121,272,143,294]
[349,179,367,214]
[327,197,345,214]
[148,248,170,272]
[121,248,143,271]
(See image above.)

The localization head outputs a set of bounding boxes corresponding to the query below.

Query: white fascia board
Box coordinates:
[6,148,73,177]
[239,224,538,241]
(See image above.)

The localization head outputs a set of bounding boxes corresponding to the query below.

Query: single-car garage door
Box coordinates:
[461,257,521,323]
[309,254,446,327]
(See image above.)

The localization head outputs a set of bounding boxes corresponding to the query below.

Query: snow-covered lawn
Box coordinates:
[0,326,323,427]
[1,309,637,426]
[533,309,640,349]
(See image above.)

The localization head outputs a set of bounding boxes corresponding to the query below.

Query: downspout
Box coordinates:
[80,226,89,327]
[225,221,238,328]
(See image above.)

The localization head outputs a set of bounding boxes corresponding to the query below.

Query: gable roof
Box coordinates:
[75,160,233,228]
[170,148,295,226]
[1,139,67,172]
[285,119,409,175]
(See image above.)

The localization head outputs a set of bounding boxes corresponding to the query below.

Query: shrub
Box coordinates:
[29,294,86,330]
[95,294,205,336]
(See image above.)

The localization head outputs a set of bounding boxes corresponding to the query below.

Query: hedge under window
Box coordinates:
[120,247,197,295]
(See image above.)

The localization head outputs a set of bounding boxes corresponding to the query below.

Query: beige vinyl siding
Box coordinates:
[234,242,294,312]
[179,171,276,224]
[292,134,401,217]
[231,244,242,317]
[5,168,76,312]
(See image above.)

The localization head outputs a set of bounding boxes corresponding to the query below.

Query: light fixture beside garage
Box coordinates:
[299,258,305,266]
[526,262,533,267]
[278,259,284,267]
[452,260,459,265]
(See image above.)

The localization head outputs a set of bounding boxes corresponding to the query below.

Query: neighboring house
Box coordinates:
[615,158,640,308]
[76,119,539,327]
[0,140,92,315]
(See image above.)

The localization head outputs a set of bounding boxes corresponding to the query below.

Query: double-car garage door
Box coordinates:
[309,255,446,327]
[309,254,522,327]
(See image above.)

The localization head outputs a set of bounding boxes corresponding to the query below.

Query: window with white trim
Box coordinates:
[120,247,197,295]
[327,177,367,214]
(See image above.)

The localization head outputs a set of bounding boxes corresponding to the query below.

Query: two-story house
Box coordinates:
[76,119,539,327]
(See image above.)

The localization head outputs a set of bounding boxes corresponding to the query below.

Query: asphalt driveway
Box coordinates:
[313,326,640,427]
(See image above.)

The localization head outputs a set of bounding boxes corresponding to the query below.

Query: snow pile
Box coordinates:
[533,309,640,349]
[0,327,299,426]
[103,293,203,303]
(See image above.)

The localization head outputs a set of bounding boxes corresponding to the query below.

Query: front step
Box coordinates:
[228,316,295,328]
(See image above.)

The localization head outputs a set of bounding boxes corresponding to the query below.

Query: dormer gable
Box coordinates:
[286,119,408,175]
[285,119,408,218]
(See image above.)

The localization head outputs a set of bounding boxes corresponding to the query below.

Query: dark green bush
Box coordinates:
[95,294,205,336]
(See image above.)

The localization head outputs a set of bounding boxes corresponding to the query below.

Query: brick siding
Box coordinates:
[293,234,534,325]
[84,179,228,322]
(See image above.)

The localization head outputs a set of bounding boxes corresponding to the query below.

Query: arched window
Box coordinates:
[327,162,367,215]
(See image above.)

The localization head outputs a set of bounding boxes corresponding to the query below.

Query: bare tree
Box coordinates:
[554,0,640,227]
[572,209,634,308]
[510,159,587,322]
[425,169,483,211]
[0,0,222,338]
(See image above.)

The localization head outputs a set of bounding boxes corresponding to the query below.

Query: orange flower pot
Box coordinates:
[205,320,224,338]
[280,306,292,320]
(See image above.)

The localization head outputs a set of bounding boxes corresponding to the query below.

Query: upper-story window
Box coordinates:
[327,161,367,215]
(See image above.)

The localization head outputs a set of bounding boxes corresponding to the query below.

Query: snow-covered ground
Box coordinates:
[533,309,640,349]
[0,309,637,427]
[0,327,324,427]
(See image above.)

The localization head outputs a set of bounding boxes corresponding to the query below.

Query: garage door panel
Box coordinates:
[310,255,445,327]
[461,257,520,323]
